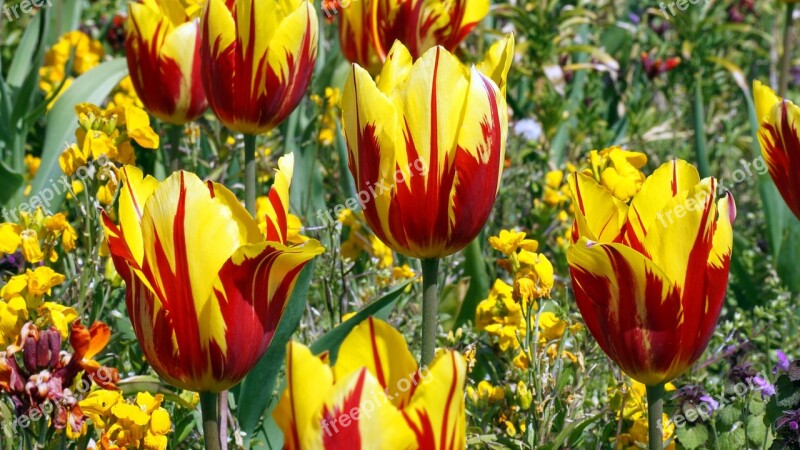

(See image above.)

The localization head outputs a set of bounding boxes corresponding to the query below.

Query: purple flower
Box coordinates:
[752,376,776,398]
[699,395,720,411]
[775,350,791,374]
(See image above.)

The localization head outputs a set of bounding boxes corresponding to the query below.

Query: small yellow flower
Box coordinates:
[44,213,69,232]
[0,296,27,347]
[80,390,123,429]
[62,224,78,252]
[392,264,416,280]
[20,229,43,263]
[39,302,79,337]
[287,214,310,245]
[124,105,160,149]
[537,311,567,342]
[0,223,22,254]
[475,280,524,351]
[369,235,393,268]
[338,208,361,228]
[26,266,65,296]
[476,380,505,403]
[25,154,41,178]
[489,229,528,256]
[586,146,647,202]
[318,127,335,146]
[58,143,89,177]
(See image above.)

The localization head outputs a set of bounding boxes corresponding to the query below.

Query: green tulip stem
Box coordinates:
[166,124,184,172]
[421,258,440,366]
[646,383,665,450]
[779,2,796,97]
[200,392,222,450]
[244,134,257,217]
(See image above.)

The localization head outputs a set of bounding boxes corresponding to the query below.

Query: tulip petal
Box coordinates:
[402,350,467,450]
[625,160,701,252]
[568,239,685,385]
[754,80,781,125]
[333,317,419,409]
[476,34,514,97]
[211,239,323,385]
[568,172,628,244]
[274,342,334,450]
[338,0,376,70]
[263,154,295,245]
[756,86,800,220]
[116,165,160,267]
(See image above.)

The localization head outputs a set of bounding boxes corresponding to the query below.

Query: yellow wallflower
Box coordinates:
[489,229,528,256]
[586,146,647,202]
[0,296,27,347]
[26,266,66,296]
[392,264,416,280]
[467,380,505,405]
[542,170,570,206]
[83,391,172,450]
[0,223,22,254]
[20,229,43,263]
[369,235,394,268]
[39,302,79,338]
[25,154,41,178]
[475,280,525,351]
[617,413,675,450]
[537,311,566,342]
[516,250,555,299]
[62,224,78,252]
[58,143,89,177]
[44,213,68,232]
[338,208,361,228]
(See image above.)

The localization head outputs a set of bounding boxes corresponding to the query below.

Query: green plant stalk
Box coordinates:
[200,392,222,450]
[692,73,710,178]
[646,383,665,450]
[166,124,184,172]
[421,258,440,366]
[453,238,490,328]
[244,134,257,217]
[779,2,796,97]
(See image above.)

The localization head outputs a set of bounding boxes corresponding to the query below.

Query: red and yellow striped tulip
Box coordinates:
[125,0,208,125]
[334,0,490,72]
[342,36,514,259]
[200,0,318,134]
[274,317,466,449]
[567,160,735,385]
[753,80,800,220]
[101,155,323,392]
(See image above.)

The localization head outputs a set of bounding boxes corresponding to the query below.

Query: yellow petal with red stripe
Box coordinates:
[263,154,295,244]
[274,342,334,449]
[333,317,419,409]
[754,80,800,220]
[625,160,701,251]
[403,350,467,450]
[568,172,628,244]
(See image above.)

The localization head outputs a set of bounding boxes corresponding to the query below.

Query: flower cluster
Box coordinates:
[59,103,159,205]
[610,379,677,449]
[0,321,119,439]
[39,31,105,107]
[0,209,78,268]
[80,391,172,449]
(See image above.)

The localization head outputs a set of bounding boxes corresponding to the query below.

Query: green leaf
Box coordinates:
[0,162,24,208]
[453,238,490,329]
[676,424,710,450]
[747,414,768,446]
[717,427,746,450]
[238,261,315,445]
[537,412,604,450]
[30,58,128,210]
[310,279,412,361]
[716,406,741,430]
[6,10,45,87]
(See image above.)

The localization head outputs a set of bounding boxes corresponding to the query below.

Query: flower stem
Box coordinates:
[200,392,222,450]
[779,2,796,97]
[692,72,710,179]
[421,258,440,366]
[646,383,665,450]
[166,124,184,172]
[244,134,257,217]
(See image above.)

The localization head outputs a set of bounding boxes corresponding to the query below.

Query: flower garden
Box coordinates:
[1,0,800,448]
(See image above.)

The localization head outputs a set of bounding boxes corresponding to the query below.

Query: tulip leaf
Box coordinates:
[237,261,315,445]
[309,279,412,362]
[6,9,45,88]
[0,162,24,208]
[30,58,128,210]
[453,238,491,329]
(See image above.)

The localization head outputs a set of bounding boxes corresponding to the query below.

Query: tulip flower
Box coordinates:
[125,0,208,125]
[333,0,490,72]
[753,80,800,220]
[274,317,466,449]
[102,155,322,448]
[200,0,318,135]
[200,0,318,215]
[102,154,321,393]
[567,159,735,450]
[342,36,513,364]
